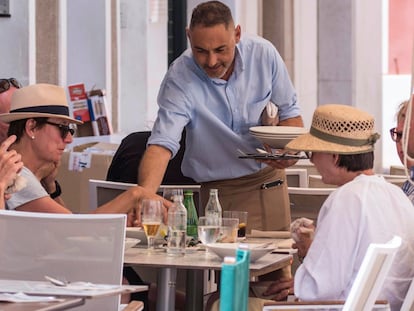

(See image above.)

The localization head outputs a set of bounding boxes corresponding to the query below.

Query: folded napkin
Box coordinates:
[274,238,294,249]
[261,102,279,126]
[249,230,291,239]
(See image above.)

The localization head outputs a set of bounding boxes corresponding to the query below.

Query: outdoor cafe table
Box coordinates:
[124,245,293,311]
[0,298,85,311]
[0,279,148,311]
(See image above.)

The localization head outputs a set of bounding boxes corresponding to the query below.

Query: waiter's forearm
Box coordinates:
[279,115,304,127]
[138,145,171,193]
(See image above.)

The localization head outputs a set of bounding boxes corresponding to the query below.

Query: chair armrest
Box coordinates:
[122,300,144,311]
[263,300,389,310]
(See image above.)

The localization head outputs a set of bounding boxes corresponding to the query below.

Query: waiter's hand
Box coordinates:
[257,145,298,169]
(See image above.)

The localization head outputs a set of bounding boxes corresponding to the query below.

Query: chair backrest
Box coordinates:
[307,175,337,188]
[0,210,126,311]
[106,130,196,185]
[389,165,406,176]
[381,174,407,188]
[291,159,320,176]
[288,186,335,223]
[400,278,414,311]
[285,168,308,187]
[343,236,402,311]
[89,179,203,216]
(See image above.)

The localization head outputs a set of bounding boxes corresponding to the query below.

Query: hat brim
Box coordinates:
[0,112,83,125]
[285,133,374,155]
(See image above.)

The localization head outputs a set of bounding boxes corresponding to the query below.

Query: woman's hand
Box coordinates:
[262,277,294,301]
[0,135,24,202]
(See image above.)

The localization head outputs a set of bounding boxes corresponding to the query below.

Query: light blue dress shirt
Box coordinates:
[149,34,301,182]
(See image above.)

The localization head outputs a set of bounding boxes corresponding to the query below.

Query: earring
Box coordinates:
[31,136,35,140]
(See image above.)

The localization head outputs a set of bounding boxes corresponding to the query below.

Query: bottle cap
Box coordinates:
[223,256,236,264]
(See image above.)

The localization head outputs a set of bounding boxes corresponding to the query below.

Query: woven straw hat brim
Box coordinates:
[0,83,83,125]
[0,112,82,124]
[286,132,375,155]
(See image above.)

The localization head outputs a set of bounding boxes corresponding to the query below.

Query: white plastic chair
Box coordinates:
[0,210,130,311]
[263,236,402,310]
[401,278,414,311]
[285,168,309,187]
[288,186,335,223]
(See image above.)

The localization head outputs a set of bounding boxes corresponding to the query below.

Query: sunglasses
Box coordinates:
[389,127,403,143]
[0,78,22,94]
[45,121,76,139]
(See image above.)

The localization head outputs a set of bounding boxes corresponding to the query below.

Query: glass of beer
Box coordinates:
[141,199,163,251]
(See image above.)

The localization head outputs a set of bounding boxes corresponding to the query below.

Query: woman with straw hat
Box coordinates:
[0,83,167,217]
[260,104,414,311]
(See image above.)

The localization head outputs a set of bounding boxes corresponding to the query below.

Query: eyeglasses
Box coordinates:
[45,121,75,139]
[389,127,403,143]
[0,78,22,94]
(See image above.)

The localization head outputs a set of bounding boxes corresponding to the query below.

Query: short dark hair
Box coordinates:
[8,118,48,143]
[337,152,374,172]
[189,1,234,30]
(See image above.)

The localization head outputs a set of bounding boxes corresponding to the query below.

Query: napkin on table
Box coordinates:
[248,230,293,249]
[249,230,291,239]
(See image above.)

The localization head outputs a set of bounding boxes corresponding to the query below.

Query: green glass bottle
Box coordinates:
[183,190,198,240]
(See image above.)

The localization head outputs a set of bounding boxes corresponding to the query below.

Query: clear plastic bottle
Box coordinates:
[204,189,222,226]
[167,190,187,256]
[184,190,198,240]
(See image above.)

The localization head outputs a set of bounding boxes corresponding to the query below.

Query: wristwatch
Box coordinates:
[49,180,62,199]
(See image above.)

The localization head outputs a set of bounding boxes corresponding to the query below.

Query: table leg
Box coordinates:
[185,270,204,311]
[156,267,177,311]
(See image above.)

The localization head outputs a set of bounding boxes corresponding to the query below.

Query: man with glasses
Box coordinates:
[0,78,22,142]
[391,100,414,203]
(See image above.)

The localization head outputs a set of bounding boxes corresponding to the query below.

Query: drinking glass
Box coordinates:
[219,217,239,243]
[141,199,163,251]
[162,188,183,203]
[223,211,248,240]
[198,216,220,256]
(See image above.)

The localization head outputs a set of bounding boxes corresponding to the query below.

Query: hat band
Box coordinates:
[11,105,69,117]
[310,126,380,147]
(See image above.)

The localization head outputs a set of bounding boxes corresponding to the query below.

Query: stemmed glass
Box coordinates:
[198,216,221,256]
[141,199,163,251]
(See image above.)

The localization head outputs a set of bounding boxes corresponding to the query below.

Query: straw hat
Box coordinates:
[0,83,82,124]
[286,104,380,154]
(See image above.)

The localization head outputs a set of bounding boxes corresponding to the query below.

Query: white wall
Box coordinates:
[119,0,168,132]
[293,0,317,128]
[0,0,30,85]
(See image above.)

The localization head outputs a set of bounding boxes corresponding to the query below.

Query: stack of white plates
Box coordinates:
[249,126,308,149]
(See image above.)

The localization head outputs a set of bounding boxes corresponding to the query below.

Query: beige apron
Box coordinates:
[201,167,291,232]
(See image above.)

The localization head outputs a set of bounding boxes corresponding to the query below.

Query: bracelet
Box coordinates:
[50,180,62,199]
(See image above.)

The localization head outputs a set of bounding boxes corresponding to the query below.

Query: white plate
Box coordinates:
[250,135,297,149]
[205,243,274,262]
[125,227,148,244]
[125,227,166,246]
[125,238,140,250]
[249,126,308,135]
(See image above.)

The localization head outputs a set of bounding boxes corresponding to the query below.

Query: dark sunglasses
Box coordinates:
[0,78,22,94]
[45,121,76,139]
[389,127,403,143]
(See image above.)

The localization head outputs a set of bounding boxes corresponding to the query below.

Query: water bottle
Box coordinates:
[184,190,198,240]
[167,190,187,256]
[205,189,222,226]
